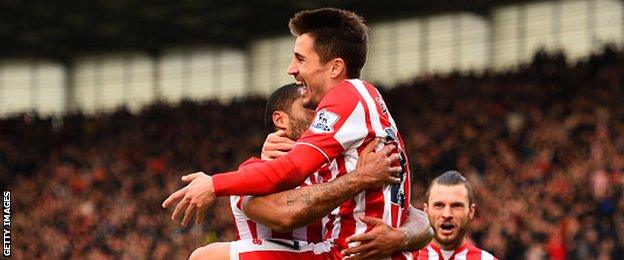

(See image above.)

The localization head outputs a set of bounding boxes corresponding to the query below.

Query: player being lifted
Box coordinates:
[188,83,433,259]
[163,7,419,258]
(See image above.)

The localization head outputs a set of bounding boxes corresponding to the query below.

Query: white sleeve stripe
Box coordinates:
[294,142,330,162]
[333,102,368,150]
[373,87,400,134]
[348,79,385,136]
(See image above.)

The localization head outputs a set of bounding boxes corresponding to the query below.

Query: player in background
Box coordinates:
[410,171,497,260]
[163,7,415,257]
[189,83,432,259]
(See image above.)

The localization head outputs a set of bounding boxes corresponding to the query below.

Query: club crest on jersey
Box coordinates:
[310,109,340,133]
[375,96,388,115]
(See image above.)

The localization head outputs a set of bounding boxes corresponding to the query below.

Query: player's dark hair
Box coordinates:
[264,83,301,129]
[289,8,368,78]
[425,170,474,205]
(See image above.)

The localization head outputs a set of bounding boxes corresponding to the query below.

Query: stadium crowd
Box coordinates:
[3,45,624,259]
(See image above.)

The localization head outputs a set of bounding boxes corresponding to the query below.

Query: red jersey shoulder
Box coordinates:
[316,80,362,110]
[308,81,361,134]
[466,244,497,260]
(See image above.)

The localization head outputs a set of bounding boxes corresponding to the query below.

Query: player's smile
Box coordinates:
[287,34,333,110]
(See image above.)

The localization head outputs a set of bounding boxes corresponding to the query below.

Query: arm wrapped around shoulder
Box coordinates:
[212,145,326,196]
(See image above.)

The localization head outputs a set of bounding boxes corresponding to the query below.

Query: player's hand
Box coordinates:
[261,130,295,160]
[341,215,406,260]
[355,138,402,189]
[162,172,216,226]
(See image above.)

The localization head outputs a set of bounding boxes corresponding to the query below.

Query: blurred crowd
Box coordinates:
[3,45,624,259]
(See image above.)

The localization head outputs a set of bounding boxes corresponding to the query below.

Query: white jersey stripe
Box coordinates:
[256,223,271,239]
[230,196,253,239]
[373,87,400,135]
[343,146,359,172]
[454,248,468,260]
[352,191,367,246]
[333,101,368,151]
[348,79,385,136]
[329,212,341,242]
[427,245,440,260]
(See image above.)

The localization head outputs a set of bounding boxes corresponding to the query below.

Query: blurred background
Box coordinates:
[2,0,623,259]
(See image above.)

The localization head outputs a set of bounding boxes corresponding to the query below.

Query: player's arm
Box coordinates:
[341,205,434,260]
[242,139,401,232]
[162,86,364,226]
[210,86,364,196]
[161,139,329,226]
[403,206,434,250]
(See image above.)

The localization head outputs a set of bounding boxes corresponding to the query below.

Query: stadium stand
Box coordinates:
[4,46,624,259]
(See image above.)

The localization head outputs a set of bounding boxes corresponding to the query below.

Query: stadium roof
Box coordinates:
[1,0,532,62]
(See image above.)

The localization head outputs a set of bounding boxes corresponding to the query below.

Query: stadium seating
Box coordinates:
[4,46,624,259]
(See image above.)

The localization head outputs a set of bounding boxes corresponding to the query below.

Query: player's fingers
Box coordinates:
[162,187,187,208]
[273,142,294,151]
[181,172,203,182]
[360,138,379,156]
[182,202,196,226]
[171,197,190,222]
[266,150,288,159]
[195,206,207,225]
[380,143,396,155]
[267,134,295,146]
[345,233,372,243]
[386,153,401,164]
[389,166,403,176]
[341,242,375,257]
[387,176,401,185]
[274,130,288,137]
[359,215,386,226]
[275,136,295,145]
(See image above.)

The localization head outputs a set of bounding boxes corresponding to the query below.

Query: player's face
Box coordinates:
[286,96,316,140]
[287,34,333,109]
[424,183,475,250]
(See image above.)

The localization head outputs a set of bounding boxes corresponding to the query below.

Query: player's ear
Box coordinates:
[328,58,345,79]
[272,111,289,129]
[468,203,476,220]
[423,203,429,212]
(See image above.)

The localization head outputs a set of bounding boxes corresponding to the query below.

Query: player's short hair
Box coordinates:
[264,83,301,128]
[289,8,368,78]
[425,170,474,205]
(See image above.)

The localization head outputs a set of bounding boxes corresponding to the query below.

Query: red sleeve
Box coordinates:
[212,144,326,196]
[237,157,264,170]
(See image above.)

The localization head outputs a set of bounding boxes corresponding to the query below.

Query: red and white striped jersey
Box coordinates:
[416,243,497,260]
[230,161,334,243]
[296,79,412,252]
